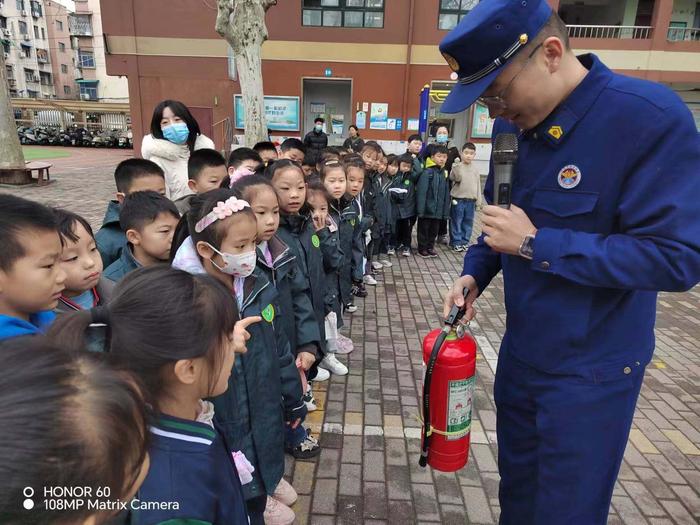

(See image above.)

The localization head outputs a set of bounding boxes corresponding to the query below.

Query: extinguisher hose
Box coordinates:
[419,325,451,468]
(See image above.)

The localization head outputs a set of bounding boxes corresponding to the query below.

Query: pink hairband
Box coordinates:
[195,196,250,233]
[229,166,256,188]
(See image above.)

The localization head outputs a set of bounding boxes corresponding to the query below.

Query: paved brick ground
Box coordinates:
[2,147,699,525]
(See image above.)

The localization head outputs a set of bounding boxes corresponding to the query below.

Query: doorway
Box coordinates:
[302,78,352,146]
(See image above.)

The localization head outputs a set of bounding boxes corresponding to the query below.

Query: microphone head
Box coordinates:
[493,133,519,163]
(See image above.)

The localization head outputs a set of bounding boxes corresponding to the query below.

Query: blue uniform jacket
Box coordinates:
[330,196,357,306]
[95,200,127,268]
[129,414,249,525]
[0,311,54,341]
[104,244,142,283]
[416,161,451,220]
[463,54,700,377]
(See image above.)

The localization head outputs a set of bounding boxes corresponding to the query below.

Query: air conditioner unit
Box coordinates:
[2,29,10,37]
[80,93,91,101]
[19,52,26,58]
[21,9,27,16]
[23,34,30,41]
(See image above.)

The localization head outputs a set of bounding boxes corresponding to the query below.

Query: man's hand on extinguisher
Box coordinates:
[443,275,479,323]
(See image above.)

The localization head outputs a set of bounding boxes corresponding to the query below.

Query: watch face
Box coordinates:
[520,235,535,259]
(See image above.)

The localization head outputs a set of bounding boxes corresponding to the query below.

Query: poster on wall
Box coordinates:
[331,114,344,135]
[370,103,389,130]
[407,118,419,131]
[234,95,300,131]
[310,102,326,114]
[387,118,397,131]
[471,103,495,138]
[356,110,367,130]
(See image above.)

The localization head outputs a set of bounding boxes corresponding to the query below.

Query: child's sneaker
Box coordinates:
[287,432,321,459]
[438,234,449,245]
[379,256,393,268]
[387,247,396,256]
[371,260,384,271]
[363,274,377,286]
[312,367,330,382]
[428,248,439,258]
[418,250,431,258]
[319,354,349,375]
[335,334,354,354]
[272,478,298,507]
[452,245,464,252]
[401,247,411,257]
[264,496,295,525]
[303,383,317,412]
[345,302,358,313]
[351,284,368,298]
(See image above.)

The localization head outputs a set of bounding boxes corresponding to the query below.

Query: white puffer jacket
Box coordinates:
[141,133,216,201]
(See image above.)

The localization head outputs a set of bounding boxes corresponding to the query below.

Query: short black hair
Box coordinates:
[0,195,58,272]
[280,138,306,154]
[53,208,95,245]
[431,145,449,156]
[119,191,180,233]
[149,99,201,153]
[397,153,414,167]
[253,141,277,153]
[342,153,366,173]
[462,142,477,151]
[114,158,164,194]
[387,154,398,166]
[314,117,325,124]
[539,12,570,50]
[188,148,225,181]
[361,141,383,156]
[302,153,316,167]
[408,134,423,143]
[227,147,262,169]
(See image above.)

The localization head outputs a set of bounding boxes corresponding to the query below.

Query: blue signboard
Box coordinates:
[234,95,300,131]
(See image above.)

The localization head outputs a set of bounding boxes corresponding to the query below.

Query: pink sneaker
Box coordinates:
[335,334,355,354]
[264,496,295,525]
[272,478,298,506]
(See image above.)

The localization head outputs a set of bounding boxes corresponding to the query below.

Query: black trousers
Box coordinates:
[396,216,416,248]
[438,219,448,237]
[417,218,441,251]
[246,494,267,525]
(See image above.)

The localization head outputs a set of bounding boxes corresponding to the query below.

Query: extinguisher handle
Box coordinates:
[444,287,469,327]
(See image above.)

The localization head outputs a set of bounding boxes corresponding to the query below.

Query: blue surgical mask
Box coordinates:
[162,122,190,145]
[315,124,323,132]
[436,133,448,144]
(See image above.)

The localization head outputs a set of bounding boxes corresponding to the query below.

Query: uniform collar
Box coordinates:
[529,54,613,148]
[150,412,217,447]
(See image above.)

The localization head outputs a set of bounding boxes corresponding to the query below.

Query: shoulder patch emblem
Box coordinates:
[557,165,581,189]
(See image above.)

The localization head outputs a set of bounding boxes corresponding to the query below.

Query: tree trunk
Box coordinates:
[0,50,25,170]
[216,0,276,147]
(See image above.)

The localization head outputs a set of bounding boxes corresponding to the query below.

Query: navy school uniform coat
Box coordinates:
[276,214,328,352]
[330,196,357,306]
[256,234,321,359]
[416,159,451,220]
[391,169,418,220]
[316,216,344,323]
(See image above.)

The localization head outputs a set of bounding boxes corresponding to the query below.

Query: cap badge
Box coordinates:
[441,52,460,73]
[558,165,581,190]
[519,33,529,45]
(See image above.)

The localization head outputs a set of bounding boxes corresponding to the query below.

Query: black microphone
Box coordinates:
[492,133,519,209]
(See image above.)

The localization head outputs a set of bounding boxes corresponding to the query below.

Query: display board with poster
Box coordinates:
[471,103,495,139]
[234,95,300,131]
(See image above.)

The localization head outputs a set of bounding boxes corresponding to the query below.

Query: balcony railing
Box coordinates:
[566,25,652,39]
[667,27,700,42]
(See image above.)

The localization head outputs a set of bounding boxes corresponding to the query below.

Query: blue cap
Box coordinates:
[439,0,552,114]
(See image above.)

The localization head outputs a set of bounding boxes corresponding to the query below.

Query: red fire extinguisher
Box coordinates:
[419,299,477,472]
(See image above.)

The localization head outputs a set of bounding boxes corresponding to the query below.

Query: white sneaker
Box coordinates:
[303,383,317,411]
[272,478,298,506]
[371,261,384,271]
[264,496,295,525]
[363,274,377,286]
[319,354,349,376]
[313,367,330,382]
[380,258,393,268]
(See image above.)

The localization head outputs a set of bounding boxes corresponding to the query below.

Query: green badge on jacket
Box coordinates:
[261,304,275,323]
[311,234,320,248]
[404,179,411,186]
[350,219,356,226]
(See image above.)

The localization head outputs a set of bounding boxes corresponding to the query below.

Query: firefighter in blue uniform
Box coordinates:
[440,1,700,524]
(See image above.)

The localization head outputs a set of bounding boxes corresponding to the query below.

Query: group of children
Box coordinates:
[0,132,482,525]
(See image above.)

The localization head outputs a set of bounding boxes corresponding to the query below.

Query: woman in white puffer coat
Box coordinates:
[141,100,215,201]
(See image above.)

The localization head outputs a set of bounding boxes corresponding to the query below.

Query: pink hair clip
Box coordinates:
[194,196,250,233]
[229,166,256,188]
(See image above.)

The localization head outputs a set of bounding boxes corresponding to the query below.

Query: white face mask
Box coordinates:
[207,244,256,278]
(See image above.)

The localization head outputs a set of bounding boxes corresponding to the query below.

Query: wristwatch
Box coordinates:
[518,233,536,260]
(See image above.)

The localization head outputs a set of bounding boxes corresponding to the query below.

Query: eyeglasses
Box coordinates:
[477,43,543,110]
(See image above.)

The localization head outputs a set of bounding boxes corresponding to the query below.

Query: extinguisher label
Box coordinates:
[446,377,475,440]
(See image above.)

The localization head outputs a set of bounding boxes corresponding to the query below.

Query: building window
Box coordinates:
[6,65,14,80]
[78,50,95,68]
[0,16,7,29]
[18,21,28,34]
[59,41,66,52]
[57,20,63,31]
[20,45,31,58]
[24,68,36,82]
[30,0,42,17]
[2,41,10,54]
[438,0,479,31]
[41,27,45,39]
[27,89,38,98]
[79,81,98,100]
[302,0,384,28]
[69,14,92,36]
[61,63,68,73]
[64,85,71,95]
[16,0,24,11]
[33,25,39,38]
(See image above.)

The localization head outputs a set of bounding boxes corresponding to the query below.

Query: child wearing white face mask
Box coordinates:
[170,188,305,525]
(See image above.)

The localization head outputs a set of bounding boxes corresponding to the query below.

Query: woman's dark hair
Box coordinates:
[170,188,256,261]
[150,99,202,153]
[348,124,359,134]
[53,208,95,245]
[231,174,276,206]
[0,336,149,524]
[264,158,305,182]
[49,266,240,411]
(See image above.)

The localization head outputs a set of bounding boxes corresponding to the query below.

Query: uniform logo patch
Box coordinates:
[548,125,564,140]
[350,219,356,227]
[558,165,581,189]
[261,304,275,323]
[311,234,320,248]
[441,52,460,73]
[404,179,411,186]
